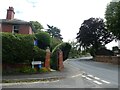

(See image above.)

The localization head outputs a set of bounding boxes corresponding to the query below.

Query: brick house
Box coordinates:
[0,7,34,34]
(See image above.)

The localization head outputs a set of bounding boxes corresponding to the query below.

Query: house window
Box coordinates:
[12,25,19,33]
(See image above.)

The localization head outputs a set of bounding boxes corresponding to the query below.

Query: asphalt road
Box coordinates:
[2,58,119,88]
[68,58,119,88]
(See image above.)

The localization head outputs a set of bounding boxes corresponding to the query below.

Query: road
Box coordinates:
[67,58,119,88]
[2,58,119,88]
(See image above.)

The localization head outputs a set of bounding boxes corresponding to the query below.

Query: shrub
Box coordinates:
[2,32,34,64]
[35,31,51,50]
[33,46,46,62]
[51,42,71,70]
[19,66,36,73]
[38,67,50,73]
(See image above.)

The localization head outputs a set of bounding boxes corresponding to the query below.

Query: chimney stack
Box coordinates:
[6,7,15,20]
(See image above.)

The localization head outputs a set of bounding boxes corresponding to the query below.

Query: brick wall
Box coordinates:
[2,24,12,32]
[95,56,120,65]
[2,24,33,34]
[19,25,33,34]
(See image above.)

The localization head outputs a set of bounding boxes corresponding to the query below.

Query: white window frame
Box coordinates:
[12,25,19,33]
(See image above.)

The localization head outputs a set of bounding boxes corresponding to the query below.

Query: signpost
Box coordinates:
[31,61,42,69]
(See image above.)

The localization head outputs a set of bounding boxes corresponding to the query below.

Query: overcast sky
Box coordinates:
[0,0,118,49]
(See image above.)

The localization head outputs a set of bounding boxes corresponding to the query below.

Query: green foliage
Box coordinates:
[2,32,34,64]
[96,47,114,56]
[30,21,44,33]
[105,1,120,40]
[68,40,81,58]
[51,42,71,70]
[33,46,46,62]
[35,31,51,50]
[38,67,50,73]
[47,24,63,40]
[19,66,36,73]
[50,37,62,51]
[76,18,114,56]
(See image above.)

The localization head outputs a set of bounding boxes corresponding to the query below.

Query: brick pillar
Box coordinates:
[45,47,50,69]
[58,50,64,71]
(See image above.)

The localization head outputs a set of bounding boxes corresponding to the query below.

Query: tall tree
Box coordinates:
[105,1,120,40]
[76,18,114,55]
[47,24,63,40]
[30,21,44,33]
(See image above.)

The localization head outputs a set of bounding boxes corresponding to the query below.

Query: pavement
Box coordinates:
[2,60,84,83]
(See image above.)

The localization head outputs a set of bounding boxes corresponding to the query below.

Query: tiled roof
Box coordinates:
[0,19,30,25]
[0,19,35,32]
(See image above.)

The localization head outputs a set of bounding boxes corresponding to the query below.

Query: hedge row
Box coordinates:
[2,32,51,64]
[2,32,72,71]
[2,32,34,64]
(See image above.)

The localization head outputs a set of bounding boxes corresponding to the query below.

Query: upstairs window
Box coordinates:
[12,25,19,33]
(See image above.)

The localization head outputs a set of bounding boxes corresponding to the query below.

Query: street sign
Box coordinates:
[32,61,41,65]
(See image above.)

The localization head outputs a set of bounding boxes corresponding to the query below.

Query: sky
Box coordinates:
[0,0,119,50]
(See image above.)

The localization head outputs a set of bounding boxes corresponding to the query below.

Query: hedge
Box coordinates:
[33,46,46,62]
[35,31,51,50]
[51,42,71,70]
[2,32,34,64]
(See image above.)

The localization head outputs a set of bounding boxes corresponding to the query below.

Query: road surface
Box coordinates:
[2,58,119,88]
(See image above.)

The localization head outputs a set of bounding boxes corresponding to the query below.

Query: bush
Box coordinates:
[50,37,62,51]
[38,67,50,73]
[35,31,51,50]
[19,66,36,73]
[2,32,34,64]
[33,46,46,62]
[51,42,71,70]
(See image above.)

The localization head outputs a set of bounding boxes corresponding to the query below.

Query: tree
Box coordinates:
[30,21,44,33]
[50,37,62,51]
[105,1,120,40]
[76,18,114,56]
[46,24,63,40]
[68,40,81,58]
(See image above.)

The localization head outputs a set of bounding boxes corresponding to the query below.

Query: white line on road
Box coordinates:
[93,80,102,85]
[101,80,110,84]
[2,80,60,86]
[86,77,92,80]
[71,74,82,78]
[81,75,86,78]
[87,74,94,78]
[94,77,100,80]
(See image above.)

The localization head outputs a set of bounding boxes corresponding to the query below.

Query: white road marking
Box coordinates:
[93,80,102,85]
[2,80,60,86]
[81,75,86,78]
[101,80,110,84]
[86,77,92,80]
[51,80,60,82]
[87,74,94,78]
[71,74,82,78]
[94,77,100,80]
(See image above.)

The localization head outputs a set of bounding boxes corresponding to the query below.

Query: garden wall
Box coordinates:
[95,56,120,65]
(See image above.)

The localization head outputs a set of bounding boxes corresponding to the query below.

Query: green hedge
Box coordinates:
[33,46,46,62]
[51,42,71,70]
[2,32,34,64]
[35,31,51,50]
